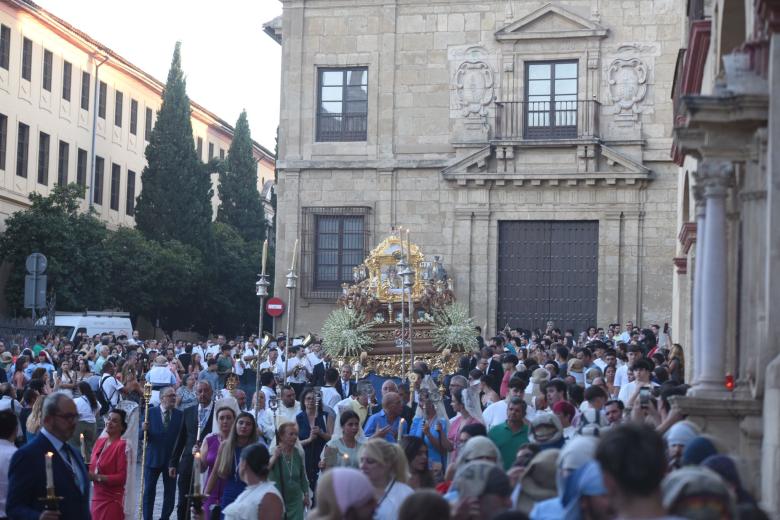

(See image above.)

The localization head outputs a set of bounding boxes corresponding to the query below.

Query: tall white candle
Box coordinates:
[194,452,202,494]
[80,433,87,461]
[261,239,268,276]
[45,451,54,490]
[398,418,406,442]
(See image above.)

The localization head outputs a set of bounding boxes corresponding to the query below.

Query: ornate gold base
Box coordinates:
[338,351,461,379]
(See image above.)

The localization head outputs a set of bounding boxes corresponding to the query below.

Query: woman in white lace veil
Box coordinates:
[446,386,484,465]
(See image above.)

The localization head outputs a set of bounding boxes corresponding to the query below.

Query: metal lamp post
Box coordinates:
[254,273,270,407]
[396,256,408,375]
[400,264,415,370]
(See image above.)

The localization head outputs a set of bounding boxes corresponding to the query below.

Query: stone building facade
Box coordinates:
[266,0,682,335]
[669,0,780,512]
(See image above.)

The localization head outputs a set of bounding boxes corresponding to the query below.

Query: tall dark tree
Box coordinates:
[134,42,212,250]
[217,110,265,243]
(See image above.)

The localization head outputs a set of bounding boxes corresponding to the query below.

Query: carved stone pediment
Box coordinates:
[495,3,608,41]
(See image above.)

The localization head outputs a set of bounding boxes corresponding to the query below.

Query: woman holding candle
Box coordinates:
[270,421,309,520]
[296,387,333,496]
[89,409,129,519]
[191,443,283,520]
[319,410,363,470]
[207,411,259,516]
[199,406,236,517]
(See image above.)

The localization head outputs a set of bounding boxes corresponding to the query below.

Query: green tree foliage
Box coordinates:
[134,42,212,250]
[202,222,260,334]
[0,184,110,314]
[217,110,265,243]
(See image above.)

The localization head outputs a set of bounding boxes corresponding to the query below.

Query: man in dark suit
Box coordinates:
[169,380,215,520]
[337,364,357,399]
[143,386,183,520]
[7,392,90,520]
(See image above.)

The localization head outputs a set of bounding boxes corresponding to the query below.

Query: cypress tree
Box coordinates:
[135,42,212,249]
[217,110,265,243]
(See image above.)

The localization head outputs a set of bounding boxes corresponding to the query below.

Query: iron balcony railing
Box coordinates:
[494,100,601,140]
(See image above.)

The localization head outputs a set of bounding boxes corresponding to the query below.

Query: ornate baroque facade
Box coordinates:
[266,1,682,335]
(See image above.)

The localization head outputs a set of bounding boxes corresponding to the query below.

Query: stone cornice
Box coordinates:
[442,171,650,187]
[678,222,697,254]
[276,159,449,171]
[495,2,608,41]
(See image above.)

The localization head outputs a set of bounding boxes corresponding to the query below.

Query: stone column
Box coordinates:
[691,185,706,385]
[690,159,733,396]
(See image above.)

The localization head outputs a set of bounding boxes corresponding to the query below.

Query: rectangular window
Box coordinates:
[126,169,136,216]
[0,113,6,170]
[93,156,104,205]
[76,148,87,194]
[80,71,90,110]
[196,137,203,160]
[130,99,138,135]
[144,107,152,141]
[110,163,120,210]
[0,25,10,70]
[62,61,72,101]
[525,60,578,139]
[16,122,29,178]
[98,81,107,119]
[42,49,52,91]
[21,37,32,81]
[219,148,225,160]
[114,90,123,127]
[57,140,69,185]
[208,142,214,159]
[316,67,368,142]
[37,132,50,185]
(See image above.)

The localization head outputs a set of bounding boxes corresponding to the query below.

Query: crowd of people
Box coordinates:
[0,321,768,519]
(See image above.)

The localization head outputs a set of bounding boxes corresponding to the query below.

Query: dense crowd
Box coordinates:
[0,321,768,520]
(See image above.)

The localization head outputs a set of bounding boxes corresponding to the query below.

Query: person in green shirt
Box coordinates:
[488,396,529,470]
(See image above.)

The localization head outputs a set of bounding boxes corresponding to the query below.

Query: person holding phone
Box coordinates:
[620,359,658,408]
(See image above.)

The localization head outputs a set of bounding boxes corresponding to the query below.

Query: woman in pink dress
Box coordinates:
[89,409,129,520]
[199,406,236,517]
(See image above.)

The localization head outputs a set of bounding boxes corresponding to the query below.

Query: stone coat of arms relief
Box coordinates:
[607,57,649,123]
[454,47,495,118]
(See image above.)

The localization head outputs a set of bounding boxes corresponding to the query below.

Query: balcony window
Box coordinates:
[525,61,578,139]
[316,67,368,142]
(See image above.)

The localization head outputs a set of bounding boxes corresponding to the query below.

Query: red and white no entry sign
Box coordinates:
[266,297,286,317]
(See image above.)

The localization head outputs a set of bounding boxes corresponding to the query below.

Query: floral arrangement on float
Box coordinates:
[430,302,479,354]
[321,307,375,358]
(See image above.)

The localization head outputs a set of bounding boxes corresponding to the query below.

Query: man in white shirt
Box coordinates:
[99,362,125,409]
[285,347,311,396]
[320,368,342,411]
[618,359,658,406]
[259,371,277,406]
[614,344,643,394]
[259,348,284,380]
[0,409,18,518]
[483,375,535,429]
[277,385,300,424]
[618,321,634,344]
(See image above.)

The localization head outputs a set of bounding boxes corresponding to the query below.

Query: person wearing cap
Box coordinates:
[561,460,611,520]
[0,352,13,383]
[661,465,736,519]
[529,412,565,450]
[450,460,512,519]
[488,397,529,470]
[664,419,700,470]
[515,449,560,516]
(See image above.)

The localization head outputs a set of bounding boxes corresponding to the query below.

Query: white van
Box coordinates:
[47,311,134,342]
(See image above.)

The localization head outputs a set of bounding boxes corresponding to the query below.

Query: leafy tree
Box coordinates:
[134,42,212,250]
[0,184,110,315]
[217,110,265,243]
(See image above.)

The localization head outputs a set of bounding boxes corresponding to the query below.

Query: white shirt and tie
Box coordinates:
[40,427,87,495]
[340,379,352,398]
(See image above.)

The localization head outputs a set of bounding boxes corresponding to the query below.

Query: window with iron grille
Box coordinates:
[144,107,153,141]
[114,90,123,127]
[42,49,52,91]
[80,71,90,110]
[130,99,138,135]
[525,61,578,139]
[301,206,371,299]
[110,163,120,210]
[21,37,32,81]
[126,170,135,216]
[0,25,9,70]
[93,155,104,205]
[57,140,69,185]
[37,132,49,185]
[316,67,368,142]
[16,122,29,178]
[62,61,72,101]
[76,148,87,194]
[0,113,6,170]
[98,81,107,119]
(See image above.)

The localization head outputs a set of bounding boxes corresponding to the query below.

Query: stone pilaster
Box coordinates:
[690,183,706,386]
[471,209,491,334]
[690,159,733,397]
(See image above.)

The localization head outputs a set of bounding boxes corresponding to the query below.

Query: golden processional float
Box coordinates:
[319,229,479,379]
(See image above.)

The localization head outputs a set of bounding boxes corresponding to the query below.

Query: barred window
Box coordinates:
[301,206,371,299]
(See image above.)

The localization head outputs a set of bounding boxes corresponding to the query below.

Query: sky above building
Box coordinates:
[35,0,283,152]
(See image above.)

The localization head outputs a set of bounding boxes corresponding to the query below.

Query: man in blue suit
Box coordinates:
[143,386,183,520]
[7,391,90,520]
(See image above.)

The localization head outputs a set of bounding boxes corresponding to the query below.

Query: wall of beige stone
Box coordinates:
[274,0,683,334]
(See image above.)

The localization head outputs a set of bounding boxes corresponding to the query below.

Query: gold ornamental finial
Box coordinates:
[143,381,152,401]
